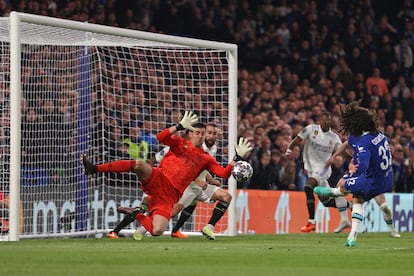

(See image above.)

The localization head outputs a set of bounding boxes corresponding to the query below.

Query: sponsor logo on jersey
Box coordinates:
[357,146,365,153]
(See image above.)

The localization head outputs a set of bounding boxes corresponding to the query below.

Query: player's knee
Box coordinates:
[307,177,318,187]
[221,192,232,203]
[152,226,166,236]
[213,190,232,203]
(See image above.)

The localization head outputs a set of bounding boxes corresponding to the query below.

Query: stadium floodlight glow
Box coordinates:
[1,12,237,241]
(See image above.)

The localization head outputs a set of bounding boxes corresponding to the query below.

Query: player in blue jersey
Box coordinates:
[314,101,394,247]
[324,141,400,239]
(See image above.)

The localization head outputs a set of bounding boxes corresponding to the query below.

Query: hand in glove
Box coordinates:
[233,137,253,161]
[176,111,198,131]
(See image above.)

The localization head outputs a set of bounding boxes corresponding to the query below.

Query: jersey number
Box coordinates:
[378,141,391,171]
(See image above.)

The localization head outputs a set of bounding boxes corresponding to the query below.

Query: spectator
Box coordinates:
[1,0,414,194]
[391,76,411,101]
[249,150,278,190]
[394,34,413,79]
[392,144,409,192]
[407,151,414,192]
[366,67,389,96]
[122,123,149,162]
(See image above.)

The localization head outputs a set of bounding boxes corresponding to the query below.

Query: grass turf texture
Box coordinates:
[1,233,413,275]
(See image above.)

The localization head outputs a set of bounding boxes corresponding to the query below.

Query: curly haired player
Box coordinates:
[325,142,400,239]
[314,101,395,246]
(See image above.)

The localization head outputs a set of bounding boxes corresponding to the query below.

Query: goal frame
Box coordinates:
[7,11,238,241]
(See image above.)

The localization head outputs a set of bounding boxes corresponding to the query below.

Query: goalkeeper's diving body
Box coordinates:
[109,123,233,240]
[81,111,252,237]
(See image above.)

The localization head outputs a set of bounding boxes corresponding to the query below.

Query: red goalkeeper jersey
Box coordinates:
[156,129,232,194]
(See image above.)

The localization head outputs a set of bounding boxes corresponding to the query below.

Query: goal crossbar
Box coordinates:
[5,11,238,241]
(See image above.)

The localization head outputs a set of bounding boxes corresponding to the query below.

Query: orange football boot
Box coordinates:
[107,231,119,239]
[300,222,316,232]
[171,231,189,238]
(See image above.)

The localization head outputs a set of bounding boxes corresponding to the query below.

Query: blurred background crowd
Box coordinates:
[1,0,413,193]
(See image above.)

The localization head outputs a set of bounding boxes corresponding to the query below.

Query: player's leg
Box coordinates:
[171,201,196,238]
[81,154,137,174]
[345,196,365,247]
[134,211,170,238]
[201,188,232,240]
[374,194,400,238]
[332,197,351,232]
[319,180,351,233]
[343,176,371,247]
[313,177,349,197]
[134,177,178,239]
[109,195,149,239]
[301,176,318,232]
[151,214,170,235]
[133,226,147,241]
[131,195,150,240]
[170,185,201,238]
[171,202,185,218]
[320,196,351,233]
[81,154,153,183]
[108,206,145,239]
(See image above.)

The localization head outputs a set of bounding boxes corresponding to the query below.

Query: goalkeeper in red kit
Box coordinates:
[81,111,252,237]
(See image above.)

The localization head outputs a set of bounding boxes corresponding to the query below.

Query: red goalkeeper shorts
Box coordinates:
[141,167,181,219]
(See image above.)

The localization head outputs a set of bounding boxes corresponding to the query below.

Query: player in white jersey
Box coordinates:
[286,111,351,233]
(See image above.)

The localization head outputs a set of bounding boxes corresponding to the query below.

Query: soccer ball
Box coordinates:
[231,161,253,182]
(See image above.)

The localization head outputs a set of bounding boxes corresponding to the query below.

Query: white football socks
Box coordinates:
[348,203,363,241]
[335,197,349,222]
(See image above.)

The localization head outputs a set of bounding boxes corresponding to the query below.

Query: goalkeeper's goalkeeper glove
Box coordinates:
[176,111,198,131]
[233,137,253,161]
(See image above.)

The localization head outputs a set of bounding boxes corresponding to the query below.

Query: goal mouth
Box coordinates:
[1,12,238,241]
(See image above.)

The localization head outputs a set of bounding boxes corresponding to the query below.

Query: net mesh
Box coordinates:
[0,18,230,238]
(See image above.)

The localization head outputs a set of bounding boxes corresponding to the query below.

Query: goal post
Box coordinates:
[2,12,238,241]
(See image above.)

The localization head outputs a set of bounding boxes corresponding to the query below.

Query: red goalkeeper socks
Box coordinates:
[135,213,154,235]
[96,160,136,173]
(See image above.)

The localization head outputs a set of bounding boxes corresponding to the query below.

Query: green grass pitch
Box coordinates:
[1,233,413,275]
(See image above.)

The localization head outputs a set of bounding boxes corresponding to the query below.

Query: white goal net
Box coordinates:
[0,12,237,241]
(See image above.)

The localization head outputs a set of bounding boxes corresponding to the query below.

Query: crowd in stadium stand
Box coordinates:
[2,0,414,192]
